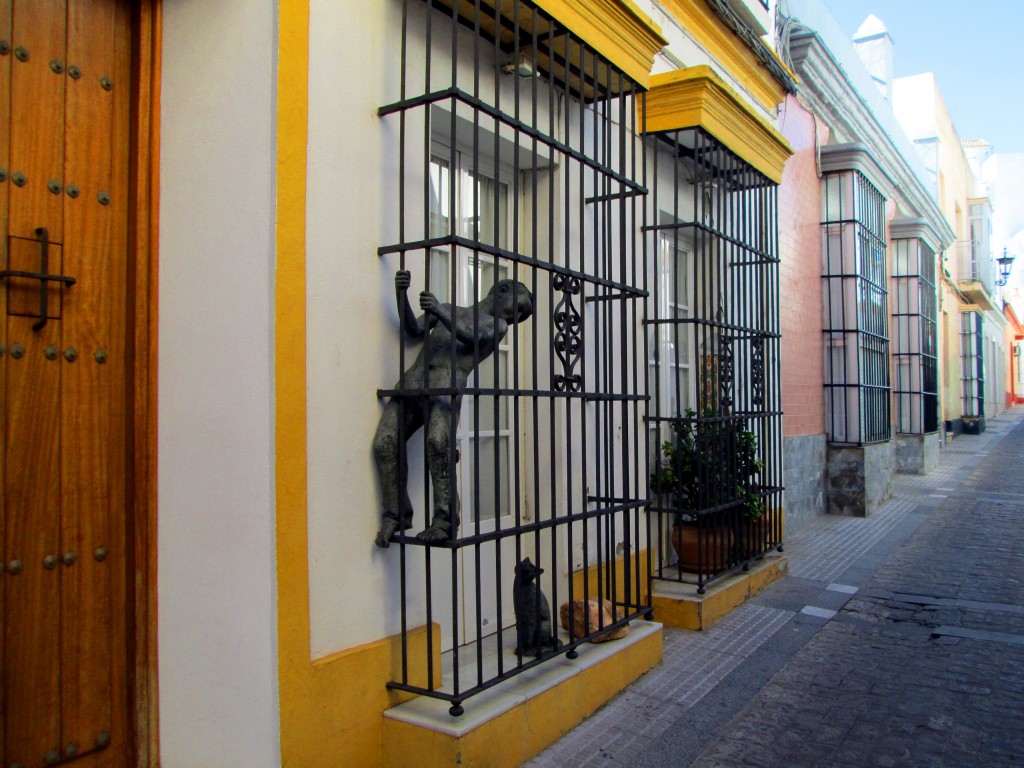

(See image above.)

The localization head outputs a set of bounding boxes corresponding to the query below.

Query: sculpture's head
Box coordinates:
[487,279,534,323]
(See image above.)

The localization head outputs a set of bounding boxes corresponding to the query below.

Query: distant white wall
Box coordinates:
[158,1,280,765]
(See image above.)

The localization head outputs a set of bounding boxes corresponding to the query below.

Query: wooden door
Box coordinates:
[1,1,133,766]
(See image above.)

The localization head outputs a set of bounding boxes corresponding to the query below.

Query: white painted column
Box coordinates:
[158,1,280,765]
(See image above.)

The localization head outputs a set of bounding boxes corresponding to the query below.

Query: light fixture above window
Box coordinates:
[499,53,537,78]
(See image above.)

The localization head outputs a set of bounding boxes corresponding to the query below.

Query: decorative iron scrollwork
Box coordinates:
[552,273,583,392]
[751,337,765,407]
[718,334,734,414]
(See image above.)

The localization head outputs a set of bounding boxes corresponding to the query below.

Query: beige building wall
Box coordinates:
[893,73,992,429]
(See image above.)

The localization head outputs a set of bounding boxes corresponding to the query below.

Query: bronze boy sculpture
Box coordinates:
[373,269,533,547]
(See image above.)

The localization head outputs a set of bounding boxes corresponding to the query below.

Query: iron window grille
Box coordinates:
[377,0,649,715]
[891,238,938,434]
[961,310,985,419]
[645,127,784,594]
[821,169,891,446]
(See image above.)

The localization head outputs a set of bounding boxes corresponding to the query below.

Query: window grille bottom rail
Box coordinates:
[385,608,650,716]
[652,542,784,592]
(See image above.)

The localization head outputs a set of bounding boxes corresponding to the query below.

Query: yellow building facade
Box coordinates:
[0,2,796,767]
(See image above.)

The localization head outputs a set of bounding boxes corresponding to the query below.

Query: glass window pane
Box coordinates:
[468,436,510,522]
[429,156,450,239]
[429,248,451,304]
[471,349,509,431]
[461,170,508,249]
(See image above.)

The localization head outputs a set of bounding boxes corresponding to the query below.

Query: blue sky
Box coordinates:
[822,0,1024,154]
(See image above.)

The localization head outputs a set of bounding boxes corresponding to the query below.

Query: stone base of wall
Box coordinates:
[895,433,940,475]
[826,441,895,517]
[783,433,826,536]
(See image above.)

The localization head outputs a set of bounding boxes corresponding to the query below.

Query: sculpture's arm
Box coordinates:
[396,270,432,337]
[421,292,509,347]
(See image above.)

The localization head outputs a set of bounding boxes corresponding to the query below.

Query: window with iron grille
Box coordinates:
[376,0,648,716]
[961,310,985,418]
[821,169,891,445]
[892,238,938,434]
[645,127,783,594]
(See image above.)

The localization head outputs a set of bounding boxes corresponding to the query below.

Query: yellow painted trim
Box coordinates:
[273,5,444,765]
[651,554,788,630]
[658,0,788,109]
[275,0,308,614]
[381,627,663,768]
[534,0,668,89]
[644,66,793,183]
[274,0,313,763]
[570,549,651,605]
[270,2,660,764]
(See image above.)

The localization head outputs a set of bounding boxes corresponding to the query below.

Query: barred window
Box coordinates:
[961,310,985,419]
[646,127,783,593]
[377,0,649,715]
[821,170,891,445]
[892,237,938,434]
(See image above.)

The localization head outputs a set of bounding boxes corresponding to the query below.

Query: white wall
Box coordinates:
[304,0,651,658]
[305,0,407,658]
[158,1,280,765]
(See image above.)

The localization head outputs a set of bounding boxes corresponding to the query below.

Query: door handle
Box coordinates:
[0,227,76,330]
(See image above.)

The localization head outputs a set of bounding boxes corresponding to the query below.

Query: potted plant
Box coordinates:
[651,410,765,572]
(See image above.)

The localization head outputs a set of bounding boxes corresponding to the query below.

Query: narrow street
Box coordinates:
[530,408,1024,768]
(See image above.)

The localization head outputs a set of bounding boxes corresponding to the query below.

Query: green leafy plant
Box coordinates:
[652,409,765,522]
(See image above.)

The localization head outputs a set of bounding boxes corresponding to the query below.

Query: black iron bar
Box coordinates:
[377,234,647,297]
[381,0,652,713]
[378,88,647,193]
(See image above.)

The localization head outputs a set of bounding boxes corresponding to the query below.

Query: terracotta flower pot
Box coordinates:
[671,523,732,573]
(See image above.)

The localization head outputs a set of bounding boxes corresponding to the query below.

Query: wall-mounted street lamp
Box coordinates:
[996,247,1015,286]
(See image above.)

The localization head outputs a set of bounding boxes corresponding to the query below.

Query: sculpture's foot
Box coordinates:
[415,523,452,543]
[375,518,409,548]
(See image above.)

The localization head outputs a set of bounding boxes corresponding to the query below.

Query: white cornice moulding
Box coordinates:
[819,143,894,200]
[889,217,945,254]
[787,30,955,250]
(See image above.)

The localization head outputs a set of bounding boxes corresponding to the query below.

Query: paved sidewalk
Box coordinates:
[527,408,1024,768]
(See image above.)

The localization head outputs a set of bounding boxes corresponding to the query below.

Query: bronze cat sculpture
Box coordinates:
[513,557,562,657]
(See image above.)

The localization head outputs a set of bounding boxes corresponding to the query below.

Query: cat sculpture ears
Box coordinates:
[515,556,544,577]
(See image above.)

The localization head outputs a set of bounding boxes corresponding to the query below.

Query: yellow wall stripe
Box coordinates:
[275,0,311,762]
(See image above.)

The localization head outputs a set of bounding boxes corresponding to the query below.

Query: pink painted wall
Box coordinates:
[777,94,827,437]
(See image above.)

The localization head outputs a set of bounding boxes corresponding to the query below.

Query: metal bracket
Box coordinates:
[0,227,76,330]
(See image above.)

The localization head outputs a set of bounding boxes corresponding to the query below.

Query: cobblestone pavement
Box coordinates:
[528,408,1024,768]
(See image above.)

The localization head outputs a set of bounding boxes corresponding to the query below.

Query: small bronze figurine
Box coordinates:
[513,557,562,657]
[373,270,533,547]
